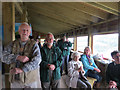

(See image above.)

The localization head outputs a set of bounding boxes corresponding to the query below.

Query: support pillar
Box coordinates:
[88,27,93,54]
[2,2,15,88]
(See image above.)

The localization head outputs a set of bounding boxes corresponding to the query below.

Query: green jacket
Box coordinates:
[40,44,63,82]
[57,39,72,56]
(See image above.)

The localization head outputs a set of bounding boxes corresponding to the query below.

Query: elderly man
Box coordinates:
[2,22,41,88]
[40,32,63,89]
[106,51,120,89]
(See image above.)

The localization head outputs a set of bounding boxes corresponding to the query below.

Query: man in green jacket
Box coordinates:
[57,34,72,75]
[40,32,63,89]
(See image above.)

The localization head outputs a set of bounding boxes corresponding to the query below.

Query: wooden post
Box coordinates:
[2,2,15,88]
[21,8,28,22]
[73,36,77,51]
[0,2,2,89]
[118,2,120,51]
[3,2,15,46]
[88,27,93,54]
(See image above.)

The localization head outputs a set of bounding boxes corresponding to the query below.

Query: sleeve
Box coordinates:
[80,61,85,75]
[106,64,111,84]
[2,42,18,64]
[40,47,49,69]
[68,61,79,78]
[67,41,72,47]
[22,43,42,72]
[53,48,63,68]
[81,55,94,70]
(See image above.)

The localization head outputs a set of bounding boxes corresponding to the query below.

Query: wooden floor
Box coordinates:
[1,74,106,88]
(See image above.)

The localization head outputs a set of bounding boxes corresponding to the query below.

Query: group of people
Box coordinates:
[1,22,120,89]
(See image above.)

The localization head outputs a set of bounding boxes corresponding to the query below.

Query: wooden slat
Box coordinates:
[96,2,119,13]
[27,3,90,25]
[14,2,23,14]
[31,2,95,23]
[28,12,75,29]
[55,2,98,23]
[86,2,119,16]
[57,2,108,20]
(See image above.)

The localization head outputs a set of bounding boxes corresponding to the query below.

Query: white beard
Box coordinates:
[47,42,53,46]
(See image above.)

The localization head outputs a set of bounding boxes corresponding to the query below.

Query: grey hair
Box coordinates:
[71,51,80,59]
[45,32,54,40]
[19,22,31,30]
[22,22,29,25]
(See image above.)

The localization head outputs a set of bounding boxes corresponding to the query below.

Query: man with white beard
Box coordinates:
[40,32,63,90]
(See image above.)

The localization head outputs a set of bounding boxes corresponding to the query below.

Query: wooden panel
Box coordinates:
[97,2,119,12]
[27,3,90,25]
[86,2,119,15]
[2,2,15,88]
[3,2,15,46]
[57,2,108,20]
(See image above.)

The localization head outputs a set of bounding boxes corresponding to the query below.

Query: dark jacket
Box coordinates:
[40,44,63,82]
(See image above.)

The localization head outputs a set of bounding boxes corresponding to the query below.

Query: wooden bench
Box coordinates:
[87,77,96,88]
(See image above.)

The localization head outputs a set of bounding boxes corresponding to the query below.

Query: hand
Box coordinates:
[10,68,23,74]
[78,66,83,72]
[17,56,29,63]
[109,81,117,88]
[48,64,55,70]
[94,68,101,73]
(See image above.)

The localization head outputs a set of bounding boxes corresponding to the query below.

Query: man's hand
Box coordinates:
[109,81,117,88]
[10,68,23,74]
[94,68,101,73]
[17,56,29,63]
[47,64,55,70]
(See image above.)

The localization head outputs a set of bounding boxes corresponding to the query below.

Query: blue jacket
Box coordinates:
[81,54,98,74]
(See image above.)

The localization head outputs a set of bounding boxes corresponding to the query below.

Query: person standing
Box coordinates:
[57,34,72,75]
[40,32,63,90]
[2,22,41,88]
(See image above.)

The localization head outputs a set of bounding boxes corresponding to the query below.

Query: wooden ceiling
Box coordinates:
[22,2,119,35]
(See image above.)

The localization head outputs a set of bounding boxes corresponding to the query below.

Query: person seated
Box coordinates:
[81,46,102,88]
[106,51,120,89]
[65,51,91,89]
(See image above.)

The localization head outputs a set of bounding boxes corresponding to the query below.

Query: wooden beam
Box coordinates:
[27,3,90,25]
[3,2,15,46]
[21,7,28,22]
[88,27,93,54]
[28,12,74,28]
[73,36,77,51]
[86,2,119,16]
[58,2,108,20]
[14,2,23,15]
[2,2,15,88]
[56,2,98,23]
[96,2,119,13]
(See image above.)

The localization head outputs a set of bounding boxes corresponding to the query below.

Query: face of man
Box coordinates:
[46,34,54,46]
[112,53,120,62]
[18,24,31,41]
[63,36,66,41]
